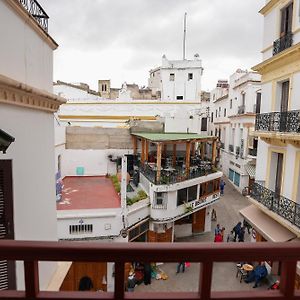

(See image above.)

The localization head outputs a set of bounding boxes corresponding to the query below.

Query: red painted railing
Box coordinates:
[0,240,300,300]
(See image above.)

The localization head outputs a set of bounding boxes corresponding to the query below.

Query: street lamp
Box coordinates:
[0,129,15,154]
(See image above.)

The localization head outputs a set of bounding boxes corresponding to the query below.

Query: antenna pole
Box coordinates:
[183,12,187,60]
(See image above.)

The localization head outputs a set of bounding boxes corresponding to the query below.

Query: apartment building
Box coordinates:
[209,72,261,193]
[240,0,300,285]
[0,0,65,291]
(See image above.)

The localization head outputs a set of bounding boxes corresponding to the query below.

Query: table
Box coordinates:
[242,264,254,272]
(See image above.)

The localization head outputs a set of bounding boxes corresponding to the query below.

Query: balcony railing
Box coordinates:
[255,110,300,133]
[140,162,215,185]
[248,148,257,157]
[0,240,300,300]
[235,146,240,156]
[273,32,293,55]
[237,105,245,115]
[229,144,234,153]
[18,0,49,32]
[250,182,300,229]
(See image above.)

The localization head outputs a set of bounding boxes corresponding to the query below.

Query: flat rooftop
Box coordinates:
[131,132,216,142]
[57,176,121,210]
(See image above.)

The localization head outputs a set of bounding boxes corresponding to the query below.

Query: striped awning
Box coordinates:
[245,162,256,178]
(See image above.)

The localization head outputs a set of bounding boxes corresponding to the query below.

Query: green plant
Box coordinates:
[110,175,120,193]
[184,202,193,213]
[137,190,147,199]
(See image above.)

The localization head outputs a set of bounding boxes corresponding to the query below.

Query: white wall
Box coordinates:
[0,1,54,92]
[0,104,58,290]
[61,149,132,177]
[54,84,102,101]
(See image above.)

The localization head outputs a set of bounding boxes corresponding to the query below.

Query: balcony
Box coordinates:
[229,144,234,153]
[140,159,216,185]
[220,142,225,149]
[250,182,300,229]
[255,110,300,133]
[0,240,300,300]
[18,0,49,32]
[235,146,240,156]
[248,148,257,157]
[273,32,293,56]
[237,105,245,115]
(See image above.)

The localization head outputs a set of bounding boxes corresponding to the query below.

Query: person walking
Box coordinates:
[227,230,235,242]
[143,263,151,285]
[127,273,137,292]
[220,179,226,195]
[238,227,245,242]
[233,221,242,242]
[176,262,185,274]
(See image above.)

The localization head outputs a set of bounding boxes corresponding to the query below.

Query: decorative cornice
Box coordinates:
[0,74,66,113]
[5,0,58,50]
[228,113,256,119]
[259,0,279,15]
[252,43,300,74]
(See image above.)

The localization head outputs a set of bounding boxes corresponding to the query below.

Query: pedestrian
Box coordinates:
[221,227,225,240]
[243,219,251,234]
[215,224,221,236]
[176,262,185,274]
[220,179,226,195]
[127,272,137,292]
[233,221,242,242]
[227,230,235,242]
[211,208,217,221]
[238,227,245,242]
[143,263,151,285]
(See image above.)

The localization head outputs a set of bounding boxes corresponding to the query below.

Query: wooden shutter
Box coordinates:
[0,160,15,290]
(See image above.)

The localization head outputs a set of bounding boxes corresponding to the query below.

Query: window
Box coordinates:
[219,107,221,117]
[211,112,214,122]
[280,2,293,36]
[224,108,227,117]
[170,73,175,81]
[177,188,187,206]
[230,99,232,109]
[69,224,93,234]
[188,73,193,80]
[216,110,217,118]
[201,117,207,131]
[176,96,183,100]
[128,220,149,241]
[155,192,165,205]
[102,84,107,92]
[242,93,245,106]
[188,185,198,202]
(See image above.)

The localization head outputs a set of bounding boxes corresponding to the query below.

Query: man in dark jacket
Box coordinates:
[233,222,242,241]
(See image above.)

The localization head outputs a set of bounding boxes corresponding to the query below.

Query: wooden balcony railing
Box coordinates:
[1,240,300,300]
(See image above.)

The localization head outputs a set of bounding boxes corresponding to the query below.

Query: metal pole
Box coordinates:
[183,12,187,60]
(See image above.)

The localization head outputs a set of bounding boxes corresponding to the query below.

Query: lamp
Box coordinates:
[0,129,15,154]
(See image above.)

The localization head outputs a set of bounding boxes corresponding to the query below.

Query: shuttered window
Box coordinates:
[0,160,15,290]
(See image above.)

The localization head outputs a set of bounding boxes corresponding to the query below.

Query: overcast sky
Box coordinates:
[39,0,265,92]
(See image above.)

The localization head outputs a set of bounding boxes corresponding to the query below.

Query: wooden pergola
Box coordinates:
[131,133,218,182]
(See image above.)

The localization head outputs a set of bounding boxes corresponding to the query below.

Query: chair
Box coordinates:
[236,265,248,283]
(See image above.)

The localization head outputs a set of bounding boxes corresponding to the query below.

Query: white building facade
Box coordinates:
[0,0,65,291]
[208,71,261,193]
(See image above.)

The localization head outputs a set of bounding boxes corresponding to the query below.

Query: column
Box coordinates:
[156,143,162,183]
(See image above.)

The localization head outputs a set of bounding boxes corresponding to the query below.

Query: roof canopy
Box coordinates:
[131,132,216,143]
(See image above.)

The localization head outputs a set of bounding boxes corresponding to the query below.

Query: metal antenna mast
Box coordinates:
[183,12,187,60]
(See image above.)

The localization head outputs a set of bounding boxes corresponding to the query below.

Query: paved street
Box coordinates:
[135,178,266,292]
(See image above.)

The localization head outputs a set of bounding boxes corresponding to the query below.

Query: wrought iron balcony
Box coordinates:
[235,146,240,156]
[255,110,300,133]
[229,144,234,153]
[248,148,257,157]
[18,0,49,32]
[0,240,300,300]
[250,182,300,229]
[237,105,245,115]
[273,32,293,55]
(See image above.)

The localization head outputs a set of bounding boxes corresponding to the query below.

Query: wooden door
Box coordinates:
[0,160,15,290]
[281,81,289,113]
[192,208,206,233]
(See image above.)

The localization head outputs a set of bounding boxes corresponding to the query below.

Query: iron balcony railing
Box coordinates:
[250,182,300,229]
[237,105,245,115]
[235,146,240,156]
[1,240,300,300]
[18,0,49,32]
[273,31,293,55]
[229,144,234,153]
[255,110,300,133]
[248,148,257,156]
[140,162,215,185]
